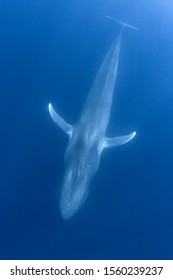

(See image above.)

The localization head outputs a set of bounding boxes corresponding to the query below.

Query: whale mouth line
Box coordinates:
[59,187,89,220]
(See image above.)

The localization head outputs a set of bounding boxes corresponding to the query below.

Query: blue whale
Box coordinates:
[49,18,137,220]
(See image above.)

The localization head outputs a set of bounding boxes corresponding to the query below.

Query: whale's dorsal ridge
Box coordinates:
[48,103,73,136]
[104,131,136,148]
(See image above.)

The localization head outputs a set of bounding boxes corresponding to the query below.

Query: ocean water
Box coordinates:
[0,0,173,260]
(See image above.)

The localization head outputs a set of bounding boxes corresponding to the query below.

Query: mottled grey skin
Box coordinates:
[49,21,136,220]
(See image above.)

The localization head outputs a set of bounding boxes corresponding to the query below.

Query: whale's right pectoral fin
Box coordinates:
[48,103,73,136]
[104,131,136,148]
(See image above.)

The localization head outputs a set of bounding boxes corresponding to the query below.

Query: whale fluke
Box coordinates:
[106,16,139,31]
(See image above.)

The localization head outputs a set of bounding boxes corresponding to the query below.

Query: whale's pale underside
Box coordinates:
[48,18,137,220]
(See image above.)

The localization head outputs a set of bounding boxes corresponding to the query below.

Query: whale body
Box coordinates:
[49,20,136,220]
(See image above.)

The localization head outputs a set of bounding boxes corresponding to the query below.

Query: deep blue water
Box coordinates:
[0,0,173,260]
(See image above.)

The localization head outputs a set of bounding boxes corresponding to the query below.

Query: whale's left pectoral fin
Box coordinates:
[48,103,73,136]
[104,132,136,148]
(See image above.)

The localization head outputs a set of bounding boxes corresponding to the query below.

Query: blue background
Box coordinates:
[0,0,173,259]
